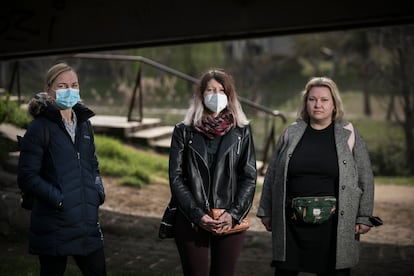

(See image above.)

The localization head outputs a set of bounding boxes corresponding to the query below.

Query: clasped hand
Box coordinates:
[199,211,233,234]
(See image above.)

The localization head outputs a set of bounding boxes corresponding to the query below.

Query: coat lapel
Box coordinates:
[335,121,353,156]
[189,131,208,164]
[188,127,241,167]
[216,128,241,163]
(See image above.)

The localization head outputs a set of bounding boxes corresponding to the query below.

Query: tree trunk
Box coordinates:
[361,65,372,116]
[385,93,394,121]
[397,47,414,175]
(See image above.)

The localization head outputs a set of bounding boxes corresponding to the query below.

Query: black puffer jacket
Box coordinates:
[17,93,105,256]
[169,122,257,225]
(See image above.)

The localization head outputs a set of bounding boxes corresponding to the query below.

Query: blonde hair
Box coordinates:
[298,76,344,122]
[183,68,249,127]
[45,62,76,89]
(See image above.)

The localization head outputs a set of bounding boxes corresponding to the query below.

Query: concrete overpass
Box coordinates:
[1,0,414,60]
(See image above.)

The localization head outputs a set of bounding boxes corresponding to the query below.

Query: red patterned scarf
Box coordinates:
[195,111,234,139]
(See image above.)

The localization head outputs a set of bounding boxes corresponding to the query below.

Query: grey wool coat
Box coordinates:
[257,119,374,269]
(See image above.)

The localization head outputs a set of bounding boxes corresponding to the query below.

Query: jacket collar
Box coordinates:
[287,119,353,153]
[39,102,95,124]
[188,126,242,164]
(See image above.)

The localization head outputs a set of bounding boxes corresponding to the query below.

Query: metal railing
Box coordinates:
[71,53,286,174]
[7,53,287,174]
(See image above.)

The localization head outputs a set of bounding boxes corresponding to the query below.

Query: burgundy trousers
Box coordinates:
[174,211,246,276]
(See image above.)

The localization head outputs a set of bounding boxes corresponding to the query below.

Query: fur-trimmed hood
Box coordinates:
[27,92,95,123]
[27,92,52,117]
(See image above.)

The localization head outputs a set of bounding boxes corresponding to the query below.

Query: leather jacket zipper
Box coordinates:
[189,140,211,212]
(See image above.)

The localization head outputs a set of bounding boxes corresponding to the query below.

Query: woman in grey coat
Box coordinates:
[257,77,375,276]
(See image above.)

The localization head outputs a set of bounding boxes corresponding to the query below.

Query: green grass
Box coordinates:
[375,176,414,186]
[95,135,169,188]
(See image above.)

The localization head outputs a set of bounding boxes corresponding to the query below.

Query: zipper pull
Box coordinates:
[77,152,80,159]
[205,200,210,211]
[237,136,241,154]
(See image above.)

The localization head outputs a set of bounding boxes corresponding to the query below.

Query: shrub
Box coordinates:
[370,141,409,176]
[0,98,30,159]
[0,98,31,128]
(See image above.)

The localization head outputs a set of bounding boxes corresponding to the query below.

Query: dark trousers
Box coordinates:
[39,247,106,276]
[275,268,351,276]
[174,211,246,276]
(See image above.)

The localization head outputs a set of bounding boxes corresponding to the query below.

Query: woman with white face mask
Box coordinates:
[166,68,257,276]
[17,62,107,276]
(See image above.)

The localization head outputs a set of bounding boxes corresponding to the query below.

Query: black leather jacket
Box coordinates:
[169,122,257,225]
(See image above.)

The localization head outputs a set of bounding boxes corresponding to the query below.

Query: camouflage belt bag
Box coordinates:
[291,196,336,224]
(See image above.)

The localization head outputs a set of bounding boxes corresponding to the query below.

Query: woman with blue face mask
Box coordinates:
[166,68,257,276]
[17,62,106,276]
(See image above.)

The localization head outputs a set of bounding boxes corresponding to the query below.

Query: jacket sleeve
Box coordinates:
[257,128,287,218]
[353,128,374,226]
[17,120,63,207]
[88,120,105,205]
[230,125,257,223]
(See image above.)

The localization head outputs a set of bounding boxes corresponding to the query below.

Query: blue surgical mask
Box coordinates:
[55,88,80,109]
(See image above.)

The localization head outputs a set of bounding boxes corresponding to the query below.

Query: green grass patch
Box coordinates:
[95,135,169,188]
[375,176,414,186]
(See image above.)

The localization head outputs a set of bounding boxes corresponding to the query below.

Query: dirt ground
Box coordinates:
[1,177,413,276]
[98,178,414,276]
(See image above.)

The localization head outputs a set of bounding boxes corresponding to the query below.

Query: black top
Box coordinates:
[288,123,339,197]
[276,123,339,274]
[206,135,223,205]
